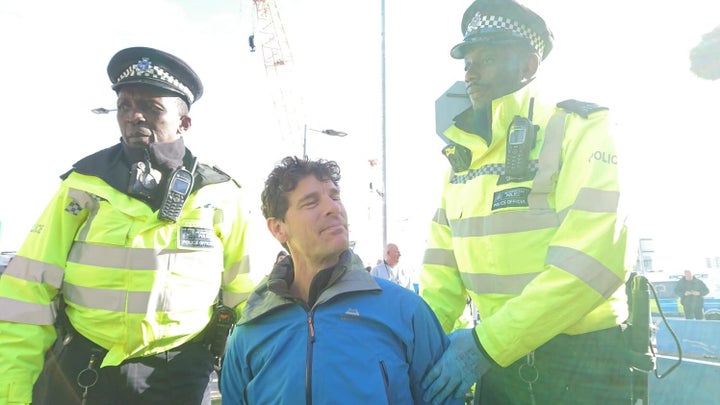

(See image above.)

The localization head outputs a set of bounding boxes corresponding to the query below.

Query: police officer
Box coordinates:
[0,47,255,404]
[419,1,631,404]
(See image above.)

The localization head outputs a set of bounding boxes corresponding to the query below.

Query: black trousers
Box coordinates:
[33,332,214,405]
[681,297,705,320]
[476,326,633,405]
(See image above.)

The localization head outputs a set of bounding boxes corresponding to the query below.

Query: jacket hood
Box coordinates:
[241,250,379,324]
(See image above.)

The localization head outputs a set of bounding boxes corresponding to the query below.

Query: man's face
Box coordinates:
[272,175,349,264]
[463,43,528,109]
[386,244,401,267]
[116,86,189,147]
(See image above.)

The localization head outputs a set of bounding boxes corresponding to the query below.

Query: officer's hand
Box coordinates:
[421,328,491,404]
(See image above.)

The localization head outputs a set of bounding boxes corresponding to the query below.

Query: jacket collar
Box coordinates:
[241,250,380,324]
[448,81,540,147]
[61,143,230,196]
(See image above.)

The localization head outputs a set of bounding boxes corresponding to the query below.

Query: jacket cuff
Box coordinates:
[472,327,499,367]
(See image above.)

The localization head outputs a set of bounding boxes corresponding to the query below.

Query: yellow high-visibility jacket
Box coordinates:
[420,83,628,367]
[0,145,254,403]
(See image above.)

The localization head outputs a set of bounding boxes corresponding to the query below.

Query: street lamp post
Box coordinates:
[303,124,348,157]
[91,107,117,114]
[380,0,388,250]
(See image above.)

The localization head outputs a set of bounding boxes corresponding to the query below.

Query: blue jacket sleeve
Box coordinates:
[408,297,464,405]
[219,327,247,404]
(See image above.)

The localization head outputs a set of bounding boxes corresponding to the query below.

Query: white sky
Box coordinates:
[1,0,720,280]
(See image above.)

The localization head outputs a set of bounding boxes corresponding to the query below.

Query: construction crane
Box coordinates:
[246,0,306,154]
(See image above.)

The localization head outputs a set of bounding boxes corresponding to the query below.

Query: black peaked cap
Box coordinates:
[107,46,203,107]
[451,0,553,60]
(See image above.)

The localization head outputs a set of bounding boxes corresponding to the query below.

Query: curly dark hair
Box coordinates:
[261,156,342,220]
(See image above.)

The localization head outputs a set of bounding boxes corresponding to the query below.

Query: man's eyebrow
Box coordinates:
[296,191,320,206]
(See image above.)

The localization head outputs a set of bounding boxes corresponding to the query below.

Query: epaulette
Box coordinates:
[556,99,608,119]
[196,163,241,189]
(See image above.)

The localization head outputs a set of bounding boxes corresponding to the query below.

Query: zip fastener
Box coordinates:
[379,360,389,386]
[306,311,316,405]
[379,360,391,404]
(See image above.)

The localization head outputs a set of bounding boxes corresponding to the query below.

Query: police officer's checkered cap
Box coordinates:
[451,0,553,60]
[107,47,203,107]
[467,14,545,57]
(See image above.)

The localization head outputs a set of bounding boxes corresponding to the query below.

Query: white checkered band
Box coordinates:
[449,161,539,184]
[64,201,83,216]
[115,57,194,104]
[465,13,545,58]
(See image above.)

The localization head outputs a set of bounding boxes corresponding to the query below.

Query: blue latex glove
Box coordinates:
[422,328,491,404]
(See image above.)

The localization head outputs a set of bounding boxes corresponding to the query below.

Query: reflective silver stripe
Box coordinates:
[63,282,219,314]
[223,290,251,308]
[449,210,559,237]
[423,248,458,269]
[574,188,619,213]
[63,282,151,313]
[64,243,226,313]
[2,255,64,288]
[67,242,162,270]
[529,110,567,209]
[223,255,251,286]
[67,242,224,274]
[432,208,449,226]
[461,272,540,295]
[68,188,100,242]
[0,297,56,325]
[546,246,623,298]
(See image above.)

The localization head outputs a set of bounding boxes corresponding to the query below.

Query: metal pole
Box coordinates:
[303,123,307,157]
[380,0,387,250]
[629,274,651,405]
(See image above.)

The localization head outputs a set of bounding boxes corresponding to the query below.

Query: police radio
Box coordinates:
[158,158,197,222]
[205,303,237,358]
[505,99,537,179]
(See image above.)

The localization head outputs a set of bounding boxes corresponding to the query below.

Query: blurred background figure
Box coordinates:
[690,25,720,80]
[370,243,414,291]
[674,270,710,320]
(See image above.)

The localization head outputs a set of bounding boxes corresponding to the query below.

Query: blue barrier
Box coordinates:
[650,320,720,403]
[653,298,720,319]
[654,318,720,360]
[649,356,720,404]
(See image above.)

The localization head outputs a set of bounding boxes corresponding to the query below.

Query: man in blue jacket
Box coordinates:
[221,156,461,404]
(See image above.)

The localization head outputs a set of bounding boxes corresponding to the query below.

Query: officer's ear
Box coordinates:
[179,116,192,133]
[520,51,540,83]
[176,97,192,133]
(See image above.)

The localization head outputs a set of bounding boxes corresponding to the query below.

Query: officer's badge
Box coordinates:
[556,99,607,118]
[179,226,215,249]
[136,57,153,73]
[442,143,472,173]
[64,201,83,216]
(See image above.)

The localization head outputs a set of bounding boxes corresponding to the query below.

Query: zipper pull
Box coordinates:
[307,315,315,343]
